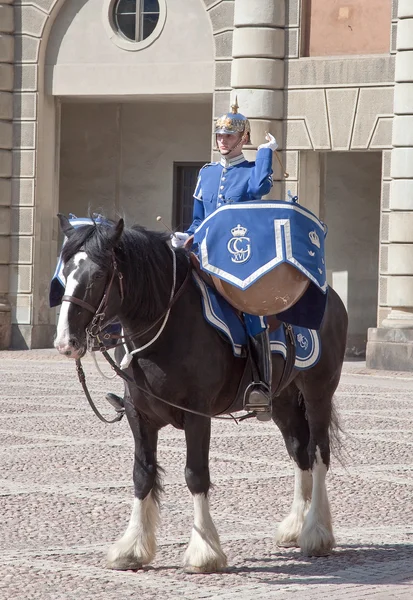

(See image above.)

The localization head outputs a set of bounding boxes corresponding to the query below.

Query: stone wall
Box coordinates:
[205,0,235,129]
[283,0,396,208]
[0,0,13,349]
[59,100,212,229]
[305,0,392,56]
[7,0,412,363]
[46,0,214,96]
[230,0,285,199]
[367,0,413,370]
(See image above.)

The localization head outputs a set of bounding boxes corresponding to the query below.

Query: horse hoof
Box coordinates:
[301,547,332,557]
[184,564,227,574]
[106,557,143,571]
[184,565,209,574]
[277,540,300,548]
[299,528,335,557]
[276,521,302,548]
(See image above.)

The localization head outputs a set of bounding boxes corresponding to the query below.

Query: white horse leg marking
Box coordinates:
[299,446,335,556]
[183,494,227,573]
[55,252,87,353]
[276,464,312,547]
[107,492,159,570]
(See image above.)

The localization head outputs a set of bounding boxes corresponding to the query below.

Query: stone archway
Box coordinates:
[8,0,71,348]
[9,0,228,348]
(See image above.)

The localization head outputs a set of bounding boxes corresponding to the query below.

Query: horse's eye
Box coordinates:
[93,272,104,281]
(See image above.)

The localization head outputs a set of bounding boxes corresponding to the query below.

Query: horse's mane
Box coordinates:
[61,220,177,321]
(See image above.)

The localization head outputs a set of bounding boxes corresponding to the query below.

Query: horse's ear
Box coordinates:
[108,218,124,246]
[57,213,75,238]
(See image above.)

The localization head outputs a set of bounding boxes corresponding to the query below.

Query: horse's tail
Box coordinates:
[330,398,342,457]
[329,395,352,469]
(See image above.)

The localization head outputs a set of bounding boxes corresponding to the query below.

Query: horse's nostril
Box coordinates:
[64,349,72,356]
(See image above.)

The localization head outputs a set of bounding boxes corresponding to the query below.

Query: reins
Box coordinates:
[76,349,241,424]
[66,246,295,426]
[75,324,294,426]
[67,248,240,423]
[75,359,124,424]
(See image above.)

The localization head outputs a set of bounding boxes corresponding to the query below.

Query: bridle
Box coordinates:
[62,249,191,352]
[62,255,124,341]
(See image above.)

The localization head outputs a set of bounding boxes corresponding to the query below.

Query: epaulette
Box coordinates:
[200,162,219,170]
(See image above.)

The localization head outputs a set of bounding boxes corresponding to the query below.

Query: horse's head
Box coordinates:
[54,214,124,359]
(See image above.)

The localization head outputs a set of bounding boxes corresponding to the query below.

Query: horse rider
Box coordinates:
[171,100,279,419]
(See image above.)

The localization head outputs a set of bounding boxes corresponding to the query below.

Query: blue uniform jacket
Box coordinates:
[186,148,274,235]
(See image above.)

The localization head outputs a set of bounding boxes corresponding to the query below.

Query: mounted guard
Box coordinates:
[172,99,328,421]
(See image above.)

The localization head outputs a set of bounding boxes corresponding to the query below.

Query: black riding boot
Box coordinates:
[105,392,125,414]
[243,329,272,421]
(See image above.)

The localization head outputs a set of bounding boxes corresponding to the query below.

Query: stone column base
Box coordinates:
[366,328,413,372]
[11,324,56,350]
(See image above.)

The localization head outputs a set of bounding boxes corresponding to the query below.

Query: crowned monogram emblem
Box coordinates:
[216,116,234,130]
[227,224,251,264]
[309,230,320,248]
[297,333,309,350]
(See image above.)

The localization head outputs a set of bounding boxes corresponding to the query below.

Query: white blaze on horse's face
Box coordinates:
[54,252,88,358]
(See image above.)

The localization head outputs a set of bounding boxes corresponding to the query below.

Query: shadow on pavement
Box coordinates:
[225,542,413,585]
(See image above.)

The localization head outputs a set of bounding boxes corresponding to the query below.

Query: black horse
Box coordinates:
[54,214,348,573]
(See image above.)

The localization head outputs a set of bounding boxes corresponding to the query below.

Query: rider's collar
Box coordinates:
[220,153,246,168]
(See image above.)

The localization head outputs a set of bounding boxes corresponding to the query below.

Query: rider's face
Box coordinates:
[216,132,244,157]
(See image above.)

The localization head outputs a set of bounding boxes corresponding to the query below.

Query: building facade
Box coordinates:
[0,0,412,370]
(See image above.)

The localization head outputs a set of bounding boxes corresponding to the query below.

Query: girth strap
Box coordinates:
[273,323,296,396]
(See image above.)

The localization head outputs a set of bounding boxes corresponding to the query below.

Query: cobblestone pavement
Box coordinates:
[1,350,412,599]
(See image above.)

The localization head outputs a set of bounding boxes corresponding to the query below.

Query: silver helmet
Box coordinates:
[214,98,251,144]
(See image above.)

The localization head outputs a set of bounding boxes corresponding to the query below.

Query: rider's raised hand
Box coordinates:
[258,133,278,152]
[171,232,190,249]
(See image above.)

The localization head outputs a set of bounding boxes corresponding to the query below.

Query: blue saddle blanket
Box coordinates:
[193,273,321,370]
[194,200,327,292]
[193,200,328,330]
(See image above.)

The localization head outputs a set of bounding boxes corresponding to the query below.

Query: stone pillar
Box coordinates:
[366,0,413,370]
[231,0,285,198]
[0,0,13,349]
[207,0,236,159]
[10,1,59,350]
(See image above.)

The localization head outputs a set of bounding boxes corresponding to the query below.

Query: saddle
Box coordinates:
[185,237,297,404]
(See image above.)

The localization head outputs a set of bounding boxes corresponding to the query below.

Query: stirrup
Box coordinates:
[243,383,272,422]
[105,392,125,414]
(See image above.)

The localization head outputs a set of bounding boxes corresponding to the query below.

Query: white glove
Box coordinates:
[258,132,278,152]
[171,232,189,248]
